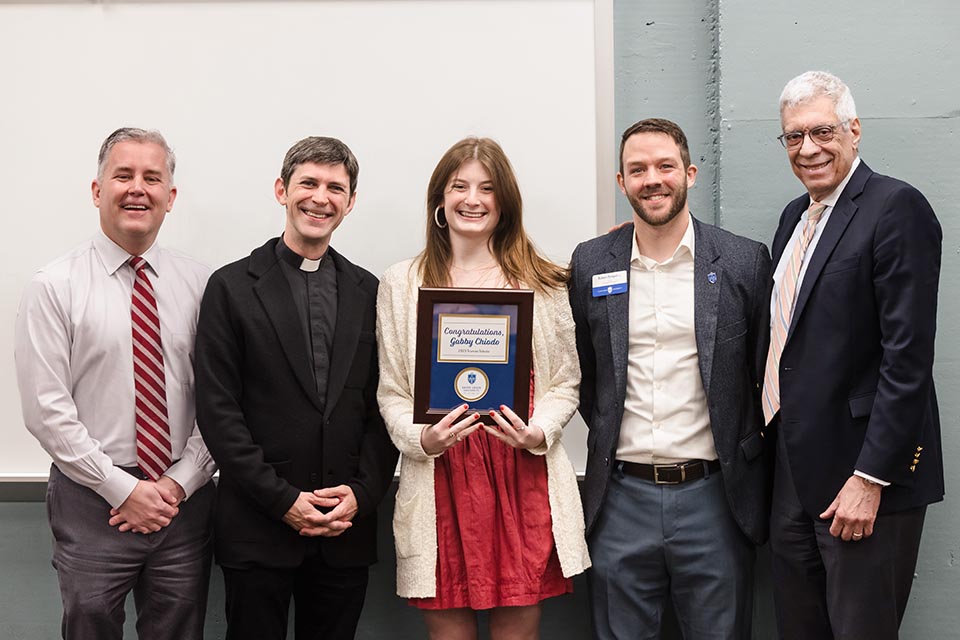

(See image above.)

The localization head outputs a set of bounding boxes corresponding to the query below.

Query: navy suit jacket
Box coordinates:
[195,238,398,569]
[569,217,773,545]
[771,161,944,517]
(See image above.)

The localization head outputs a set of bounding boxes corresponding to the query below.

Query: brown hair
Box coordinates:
[418,137,567,292]
[619,118,691,173]
[280,136,359,194]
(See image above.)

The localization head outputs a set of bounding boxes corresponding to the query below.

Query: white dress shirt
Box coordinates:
[15,230,216,507]
[770,156,886,486]
[617,214,717,464]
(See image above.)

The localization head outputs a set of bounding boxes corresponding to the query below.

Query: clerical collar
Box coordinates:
[276,237,326,272]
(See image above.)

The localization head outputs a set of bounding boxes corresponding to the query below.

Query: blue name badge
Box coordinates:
[592,270,628,297]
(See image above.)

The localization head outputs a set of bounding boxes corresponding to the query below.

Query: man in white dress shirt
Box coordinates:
[14,128,216,640]
[569,118,772,639]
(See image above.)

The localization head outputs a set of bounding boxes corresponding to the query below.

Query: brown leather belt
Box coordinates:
[619,459,721,485]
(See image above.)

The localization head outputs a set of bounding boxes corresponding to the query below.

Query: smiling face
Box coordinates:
[92,141,177,256]
[275,161,356,259]
[781,95,861,201]
[442,158,501,243]
[617,131,697,229]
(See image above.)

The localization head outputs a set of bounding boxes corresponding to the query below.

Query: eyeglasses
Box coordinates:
[777,122,848,149]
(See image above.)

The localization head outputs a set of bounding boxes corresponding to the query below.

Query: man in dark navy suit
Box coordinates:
[765,71,944,640]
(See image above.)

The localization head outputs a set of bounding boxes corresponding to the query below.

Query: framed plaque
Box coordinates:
[413,287,534,426]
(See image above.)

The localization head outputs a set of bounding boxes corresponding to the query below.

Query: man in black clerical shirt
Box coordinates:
[195,137,397,640]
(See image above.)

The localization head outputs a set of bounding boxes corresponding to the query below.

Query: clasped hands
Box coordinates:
[109,475,185,534]
[420,403,546,456]
[282,485,358,538]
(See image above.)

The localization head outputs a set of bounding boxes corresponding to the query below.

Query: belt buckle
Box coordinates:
[653,463,684,484]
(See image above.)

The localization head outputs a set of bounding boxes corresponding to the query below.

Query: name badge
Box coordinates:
[592,270,628,297]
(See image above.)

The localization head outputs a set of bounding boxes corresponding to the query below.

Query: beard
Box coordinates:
[627,179,688,228]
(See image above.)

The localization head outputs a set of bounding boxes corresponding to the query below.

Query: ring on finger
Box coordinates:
[517,424,526,430]
[852,532,863,539]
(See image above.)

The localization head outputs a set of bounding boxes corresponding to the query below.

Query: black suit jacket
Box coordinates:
[772,161,944,517]
[195,238,398,569]
[569,217,773,545]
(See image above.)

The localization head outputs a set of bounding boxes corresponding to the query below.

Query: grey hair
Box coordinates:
[779,71,858,125]
[97,128,176,182]
[280,136,359,194]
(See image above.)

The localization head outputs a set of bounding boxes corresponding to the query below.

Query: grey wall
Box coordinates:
[615,0,960,637]
[614,0,720,224]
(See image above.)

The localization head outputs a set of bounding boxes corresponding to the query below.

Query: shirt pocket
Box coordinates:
[165,331,196,386]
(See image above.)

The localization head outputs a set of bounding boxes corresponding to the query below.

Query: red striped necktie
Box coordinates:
[129,256,172,480]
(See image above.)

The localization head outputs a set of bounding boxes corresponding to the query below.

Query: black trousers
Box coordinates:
[769,430,926,640]
[221,547,369,640]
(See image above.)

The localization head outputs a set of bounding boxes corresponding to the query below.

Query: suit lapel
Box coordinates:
[324,249,367,420]
[604,226,634,403]
[692,218,721,398]
[251,241,324,411]
[788,162,870,342]
[772,201,805,266]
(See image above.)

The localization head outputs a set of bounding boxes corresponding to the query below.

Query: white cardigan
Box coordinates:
[376,259,591,598]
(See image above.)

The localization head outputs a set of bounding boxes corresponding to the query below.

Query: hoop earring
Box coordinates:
[434,206,447,229]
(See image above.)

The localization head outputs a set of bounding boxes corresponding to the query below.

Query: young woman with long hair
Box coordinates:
[376,137,590,640]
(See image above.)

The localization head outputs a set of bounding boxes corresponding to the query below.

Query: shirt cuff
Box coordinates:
[96,467,141,508]
[854,470,890,487]
[164,460,212,500]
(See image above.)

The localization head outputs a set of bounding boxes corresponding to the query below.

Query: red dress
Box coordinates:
[411,372,572,610]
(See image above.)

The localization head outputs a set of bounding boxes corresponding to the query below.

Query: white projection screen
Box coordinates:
[0,0,614,478]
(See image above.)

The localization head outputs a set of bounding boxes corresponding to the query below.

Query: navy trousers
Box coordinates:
[770,434,926,640]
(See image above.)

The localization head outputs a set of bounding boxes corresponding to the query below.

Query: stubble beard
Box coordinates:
[629,181,688,228]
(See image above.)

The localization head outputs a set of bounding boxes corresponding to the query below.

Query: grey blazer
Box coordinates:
[568,217,772,544]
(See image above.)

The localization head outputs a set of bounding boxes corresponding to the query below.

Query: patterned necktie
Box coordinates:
[762,203,827,424]
[129,257,172,480]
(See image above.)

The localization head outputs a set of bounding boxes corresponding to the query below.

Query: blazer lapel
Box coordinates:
[772,202,805,266]
[604,226,634,403]
[787,162,870,342]
[323,249,368,420]
[251,241,325,412]
[692,218,721,398]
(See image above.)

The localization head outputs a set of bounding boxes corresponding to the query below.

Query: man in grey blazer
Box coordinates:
[568,118,772,639]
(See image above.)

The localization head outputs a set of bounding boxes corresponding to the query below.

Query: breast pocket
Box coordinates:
[822,254,860,276]
[715,317,747,343]
[165,331,196,386]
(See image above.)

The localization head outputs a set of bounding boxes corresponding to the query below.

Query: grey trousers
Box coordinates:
[588,465,755,640]
[46,464,215,640]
